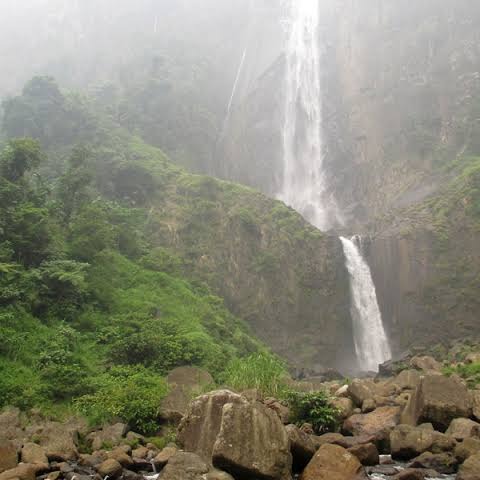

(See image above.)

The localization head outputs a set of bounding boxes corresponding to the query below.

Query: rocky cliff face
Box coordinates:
[136,145,355,370]
[220,0,480,355]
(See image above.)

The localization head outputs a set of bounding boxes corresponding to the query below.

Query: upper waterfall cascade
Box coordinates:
[278,0,340,231]
[279,0,391,371]
[340,236,392,371]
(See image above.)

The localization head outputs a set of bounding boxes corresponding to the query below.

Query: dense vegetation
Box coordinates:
[0,77,276,430]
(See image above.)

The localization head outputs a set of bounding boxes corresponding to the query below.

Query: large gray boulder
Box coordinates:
[285,424,316,471]
[0,440,18,473]
[178,389,292,480]
[34,421,79,461]
[159,452,231,480]
[391,370,421,391]
[300,444,367,480]
[401,374,472,430]
[455,437,480,462]
[347,443,379,466]
[331,397,354,421]
[343,406,401,450]
[410,356,442,373]
[390,424,456,460]
[96,459,123,479]
[347,379,376,407]
[177,390,244,461]
[409,451,457,474]
[0,408,23,446]
[446,418,480,441]
[212,401,292,480]
[21,443,48,465]
[471,390,480,422]
[0,464,46,480]
[86,423,128,452]
[457,453,480,480]
[390,425,436,460]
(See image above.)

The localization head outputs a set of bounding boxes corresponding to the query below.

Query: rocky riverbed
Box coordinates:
[2,355,480,480]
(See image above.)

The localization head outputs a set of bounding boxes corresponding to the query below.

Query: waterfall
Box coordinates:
[340,236,391,372]
[278,0,340,231]
[227,48,247,117]
[279,0,390,371]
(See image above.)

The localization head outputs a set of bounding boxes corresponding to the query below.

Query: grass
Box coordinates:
[443,362,480,388]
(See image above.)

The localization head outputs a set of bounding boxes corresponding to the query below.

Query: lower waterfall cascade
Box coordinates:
[279,0,392,372]
[340,236,392,372]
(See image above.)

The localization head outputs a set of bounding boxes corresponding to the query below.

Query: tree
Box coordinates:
[57,145,93,224]
[0,138,43,183]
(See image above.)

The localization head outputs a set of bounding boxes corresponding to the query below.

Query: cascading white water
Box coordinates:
[227,48,247,117]
[279,0,391,372]
[279,0,340,231]
[340,236,391,372]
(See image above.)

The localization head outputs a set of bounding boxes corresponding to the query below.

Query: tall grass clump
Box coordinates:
[221,352,287,397]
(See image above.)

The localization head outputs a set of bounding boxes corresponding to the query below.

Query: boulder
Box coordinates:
[153,446,178,469]
[96,459,123,479]
[342,406,401,449]
[177,390,244,461]
[107,448,134,468]
[0,464,46,480]
[87,423,128,452]
[391,370,421,391]
[401,374,472,430]
[409,451,457,474]
[347,379,375,407]
[458,453,480,480]
[131,447,149,459]
[446,418,480,440]
[392,469,439,480]
[312,432,345,449]
[121,471,144,480]
[78,453,104,468]
[347,443,379,466]
[334,435,377,449]
[285,424,316,471]
[126,432,145,445]
[0,440,18,473]
[160,366,214,424]
[471,390,480,422]
[390,425,435,460]
[300,444,367,480]
[206,470,235,480]
[21,443,48,465]
[331,397,354,421]
[362,399,376,413]
[264,398,290,424]
[455,437,480,462]
[410,356,442,372]
[167,366,213,388]
[35,421,79,461]
[0,409,23,446]
[212,400,292,480]
[159,452,209,480]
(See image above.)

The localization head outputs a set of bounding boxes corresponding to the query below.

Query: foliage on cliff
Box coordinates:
[0,79,279,422]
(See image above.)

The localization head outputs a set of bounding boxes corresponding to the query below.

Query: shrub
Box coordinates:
[74,366,168,434]
[444,362,480,387]
[284,390,339,434]
[220,352,287,397]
